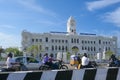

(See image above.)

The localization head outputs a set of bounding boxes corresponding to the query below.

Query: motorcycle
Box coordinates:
[80,61,98,69]
[0,62,28,72]
[108,60,120,67]
[39,60,68,70]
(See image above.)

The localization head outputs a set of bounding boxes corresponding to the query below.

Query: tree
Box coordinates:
[66,52,71,60]
[105,50,113,59]
[72,46,79,55]
[27,45,40,58]
[5,47,23,56]
[0,48,4,57]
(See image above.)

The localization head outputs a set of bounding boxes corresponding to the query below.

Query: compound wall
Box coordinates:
[0,68,120,80]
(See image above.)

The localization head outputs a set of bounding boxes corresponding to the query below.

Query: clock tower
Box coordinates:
[67,16,76,35]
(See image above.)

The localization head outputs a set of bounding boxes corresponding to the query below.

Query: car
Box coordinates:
[13,56,42,70]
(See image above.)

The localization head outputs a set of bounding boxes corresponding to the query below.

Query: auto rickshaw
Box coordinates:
[70,55,79,66]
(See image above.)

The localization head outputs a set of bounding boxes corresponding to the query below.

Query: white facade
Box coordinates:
[21,16,117,57]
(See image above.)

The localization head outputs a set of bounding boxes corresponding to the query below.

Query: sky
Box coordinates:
[0,0,120,48]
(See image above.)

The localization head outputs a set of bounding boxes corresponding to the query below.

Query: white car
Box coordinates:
[14,56,42,70]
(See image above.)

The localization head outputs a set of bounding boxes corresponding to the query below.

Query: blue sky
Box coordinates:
[0,0,120,48]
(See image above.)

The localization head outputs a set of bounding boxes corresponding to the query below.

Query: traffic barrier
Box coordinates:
[0,67,120,80]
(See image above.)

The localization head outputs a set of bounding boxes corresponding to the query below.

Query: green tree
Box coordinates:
[5,47,22,56]
[66,52,71,60]
[105,50,113,59]
[27,45,40,58]
[0,48,4,57]
[72,46,79,55]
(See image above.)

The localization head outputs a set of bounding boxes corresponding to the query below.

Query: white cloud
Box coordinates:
[104,7,120,27]
[0,25,16,29]
[86,0,120,11]
[0,32,21,48]
[17,0,57,17]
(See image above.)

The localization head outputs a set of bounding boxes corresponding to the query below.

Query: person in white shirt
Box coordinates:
[81,53,89,68]
[6,52,19,71]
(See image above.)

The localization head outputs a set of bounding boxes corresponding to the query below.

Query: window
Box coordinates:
[94,47,96,51]
[51,39,54,43]
[106,42,107,44]
[62,46,64,51]
[65,46,68,51]
[106,47,107,51]
[55,40,57,43]
[99,40,101,44]
[59,40,61,43]
[88,41,90,44]
[91,47,93,51]
[62,40,64,43]
[66,40,68,43]
[77,39,79,43]
[36,39,38,42]
[91,41,93,44]
[82,40,84,44]
[99,48,101,52]
[71,38,73,43]
[74,39,76,43]
[82,46,84,50]
[85,47,87,50]
[27,57,39,63]
[15,57,24,63]
[45,47,49,51]
[55,46,57,50]
[39,39,42,42]
[52,46,54,51]
[59,46,61,50]
[32,39,34,42]
[46,37,48,42]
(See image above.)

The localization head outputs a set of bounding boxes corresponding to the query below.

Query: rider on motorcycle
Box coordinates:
[109,54,120,67]
[40,53,68,70]
[42,53,57,69]
[81,53,90,68]
[48,54,58,69]
[42,53,49,65]
[5,52,20,71]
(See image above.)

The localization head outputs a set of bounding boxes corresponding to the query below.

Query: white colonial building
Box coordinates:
[21,16,117,58]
